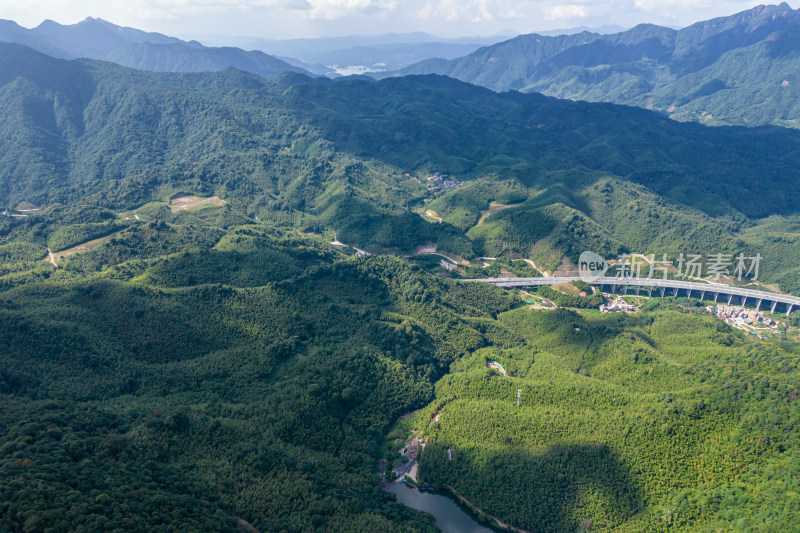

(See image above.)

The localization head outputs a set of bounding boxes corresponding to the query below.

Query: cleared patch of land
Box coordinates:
[48,231,124,266]
[169,194,226,213]
[551,281,582,296]
[424,209,443,223]
[476,201,522,226]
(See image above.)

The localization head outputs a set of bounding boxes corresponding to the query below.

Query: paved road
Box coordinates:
[465,276,800,313]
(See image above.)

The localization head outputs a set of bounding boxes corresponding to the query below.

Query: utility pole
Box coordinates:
[517,389,522,407]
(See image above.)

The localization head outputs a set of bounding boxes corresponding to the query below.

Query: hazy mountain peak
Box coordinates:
[0,19,23,30]
[35,19,60,29]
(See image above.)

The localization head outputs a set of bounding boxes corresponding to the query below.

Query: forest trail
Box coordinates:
[522,258,549,277]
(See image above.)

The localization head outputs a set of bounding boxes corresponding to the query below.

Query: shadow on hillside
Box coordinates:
[423,441,642,532]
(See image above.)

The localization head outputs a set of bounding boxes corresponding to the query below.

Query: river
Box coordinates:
[388,482,496,533]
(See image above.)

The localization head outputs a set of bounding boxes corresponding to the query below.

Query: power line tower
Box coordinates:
[516,389,522,407]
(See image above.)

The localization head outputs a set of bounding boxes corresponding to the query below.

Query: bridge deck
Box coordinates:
[464,276,800,310]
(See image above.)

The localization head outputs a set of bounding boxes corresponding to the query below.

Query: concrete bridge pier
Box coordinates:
[700,290,705,302]
[660,287,666,298]
[771,301,778,314]
[728,294,733,305]
[647,286,653,297]
[714,293,719,303]
[741,296,748,309]
[756,299,762,311]
[789,304,794,316]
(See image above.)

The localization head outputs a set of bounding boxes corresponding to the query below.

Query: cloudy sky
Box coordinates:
[0,0,794,39]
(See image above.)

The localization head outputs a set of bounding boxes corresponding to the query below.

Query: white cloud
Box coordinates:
[108,0,401,20]
[543,3,589,20]
[303,0,397,20]
[634,0,717,8]
[0,0,792,36]
[418,0,520,22]
[111,0,302,19]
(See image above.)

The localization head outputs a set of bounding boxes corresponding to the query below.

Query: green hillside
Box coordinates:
[415,304,800,531]
[0,222,526,531]
[392,3,800,128]
[1,40,800,532]
[1,215,798,531]
[3,41,800,292]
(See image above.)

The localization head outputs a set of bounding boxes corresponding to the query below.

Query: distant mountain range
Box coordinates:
[0,20,630,80]
[389,3,800,128]
[174,32,516,75]
[0,17,310,78]
[186,28,627,74]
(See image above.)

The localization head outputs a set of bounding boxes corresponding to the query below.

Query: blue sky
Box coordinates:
[0,0,795,38]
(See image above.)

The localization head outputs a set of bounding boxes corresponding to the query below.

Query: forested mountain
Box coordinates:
[3,204,795,532]
[3,41,800,292]
[0,17,309,77]
[390,3,800,128]
[2,35,800,533]
[0,225,517,531]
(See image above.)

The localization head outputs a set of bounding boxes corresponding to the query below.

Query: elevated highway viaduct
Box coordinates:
[466,276,800,315]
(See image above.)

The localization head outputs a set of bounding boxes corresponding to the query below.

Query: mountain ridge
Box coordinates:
[387,3,800,128]
[0,16,310,78]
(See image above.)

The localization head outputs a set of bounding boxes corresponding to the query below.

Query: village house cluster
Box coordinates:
[600,295,638,313]
[708,305,778,337]
[426,172,464,193]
